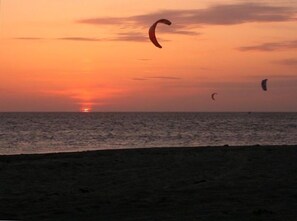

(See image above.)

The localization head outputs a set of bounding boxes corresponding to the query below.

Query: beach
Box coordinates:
[1,145,297,220]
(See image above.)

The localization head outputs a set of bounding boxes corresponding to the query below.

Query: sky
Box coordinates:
[0,0,296,112]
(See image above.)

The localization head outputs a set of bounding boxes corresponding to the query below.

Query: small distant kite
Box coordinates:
[211,93,218,101]
[149,19,172,48]
[261,79,268,91]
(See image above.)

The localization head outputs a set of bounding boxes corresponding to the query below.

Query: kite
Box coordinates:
[149,19,172,48]
[211,93,218,101]
[261,79,268,91]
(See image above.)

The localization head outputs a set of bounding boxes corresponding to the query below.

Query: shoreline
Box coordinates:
[1,144,296,157]
[1,145,297,220]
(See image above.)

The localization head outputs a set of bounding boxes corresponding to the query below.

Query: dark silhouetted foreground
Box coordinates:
[0,145,297,220]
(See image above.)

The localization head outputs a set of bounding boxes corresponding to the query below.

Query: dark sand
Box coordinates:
[1,145,297,220]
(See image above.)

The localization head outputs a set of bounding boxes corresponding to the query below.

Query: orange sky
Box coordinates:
[0,0,296,112]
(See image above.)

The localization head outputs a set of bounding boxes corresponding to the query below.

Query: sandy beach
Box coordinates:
[0,145,297,220]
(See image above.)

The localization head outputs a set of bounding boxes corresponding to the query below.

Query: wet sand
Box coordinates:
[0,145,297,220]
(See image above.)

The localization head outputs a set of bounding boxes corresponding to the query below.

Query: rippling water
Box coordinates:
[0,112,296,154]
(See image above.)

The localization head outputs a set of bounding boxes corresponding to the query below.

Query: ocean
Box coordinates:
[0,112,296,155]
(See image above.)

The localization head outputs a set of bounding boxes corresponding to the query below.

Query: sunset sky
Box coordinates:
[0,0,296,112]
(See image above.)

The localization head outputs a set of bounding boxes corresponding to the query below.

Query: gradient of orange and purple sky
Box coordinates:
[0,0,296,112]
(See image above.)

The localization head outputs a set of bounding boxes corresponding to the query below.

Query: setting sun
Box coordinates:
[82,108,91,113]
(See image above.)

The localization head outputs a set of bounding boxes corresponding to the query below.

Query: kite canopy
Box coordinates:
[211,93,218,101]
[261,79,268,91]
[149,19,172,48]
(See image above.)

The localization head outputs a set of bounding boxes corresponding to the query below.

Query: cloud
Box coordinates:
[132,78,148,81]
[76,3,296,42]
[110,32,148,42]
[57,37,103,42]
[157,76,297,91]
[238,40,297,51]
[246,74,297,80]
[14,37,104,42]
[13,33,148,43]
[14,3,296,44]
[13,37,44,40]
[275,58,297,66]
[166,30,199,35]
[78,3,296,27]
[147,80,256,90]
[148,76,182,80]
[132,76,181,81]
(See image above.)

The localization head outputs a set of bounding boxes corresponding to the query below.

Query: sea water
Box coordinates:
[0,112,296,154]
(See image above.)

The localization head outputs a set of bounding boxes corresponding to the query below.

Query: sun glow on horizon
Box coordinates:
[82,108,91,113]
